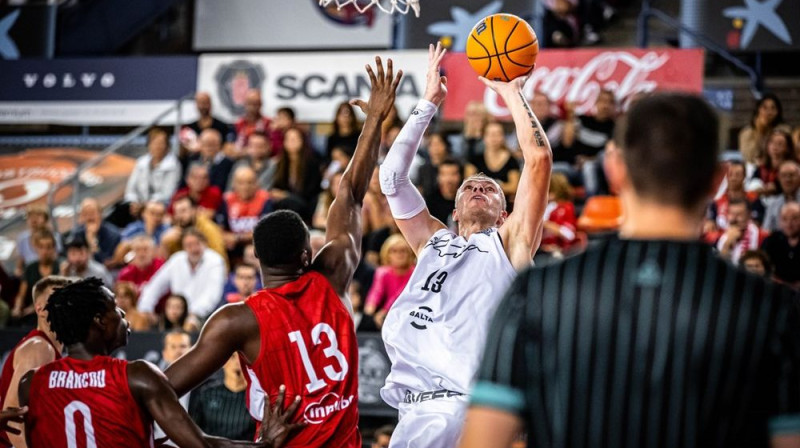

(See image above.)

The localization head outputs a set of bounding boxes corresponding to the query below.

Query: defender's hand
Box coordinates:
[349,56,403,119]
[256,385,305,447]
[0,406,27,435]
[423,42,448,106]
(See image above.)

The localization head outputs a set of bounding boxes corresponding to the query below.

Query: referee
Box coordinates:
[459,94,800,448]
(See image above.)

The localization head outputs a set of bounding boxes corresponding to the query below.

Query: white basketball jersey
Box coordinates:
[380,228,517,408]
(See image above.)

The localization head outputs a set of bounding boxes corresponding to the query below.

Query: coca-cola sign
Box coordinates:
[441,48,705,121]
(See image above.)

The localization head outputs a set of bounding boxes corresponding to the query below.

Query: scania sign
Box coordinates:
[197,51,429,123]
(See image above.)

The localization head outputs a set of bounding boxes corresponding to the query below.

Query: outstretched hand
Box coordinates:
[478,73,532,100]
[256,385,305,448]
[349,56,403,120]
[0,406,27,435]
[423,42,448,106]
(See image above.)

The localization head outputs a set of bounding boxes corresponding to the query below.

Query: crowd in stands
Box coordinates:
[2,87,799,333]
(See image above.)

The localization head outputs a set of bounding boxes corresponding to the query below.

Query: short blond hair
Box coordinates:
[33,276,73,304]
[379,234,414,267]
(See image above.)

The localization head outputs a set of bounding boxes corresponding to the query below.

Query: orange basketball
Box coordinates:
[466,13,539,82]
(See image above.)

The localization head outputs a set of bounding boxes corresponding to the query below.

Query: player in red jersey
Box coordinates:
[165,56,403,448]
[17,277,303,448]
[0,275,72,447]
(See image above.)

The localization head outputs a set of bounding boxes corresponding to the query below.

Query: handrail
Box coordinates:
[637,0,763,98]
[47,92,194,235]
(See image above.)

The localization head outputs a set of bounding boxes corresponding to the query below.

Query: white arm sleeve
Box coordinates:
[379,99,438,219]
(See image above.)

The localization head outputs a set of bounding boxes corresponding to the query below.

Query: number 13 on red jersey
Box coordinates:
[288,322,349,393]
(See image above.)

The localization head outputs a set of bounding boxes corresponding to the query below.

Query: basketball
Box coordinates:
[466,13,539,82]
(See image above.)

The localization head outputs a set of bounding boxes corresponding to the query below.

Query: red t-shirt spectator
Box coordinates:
[235,116,283,154]
[169,187,222,216]
[542,201,578,250]
[118,258,165,292]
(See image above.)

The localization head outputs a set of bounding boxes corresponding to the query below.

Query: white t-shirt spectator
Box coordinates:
[138,248,227,319]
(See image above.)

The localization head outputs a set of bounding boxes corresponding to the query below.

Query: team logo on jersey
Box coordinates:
[426,235,488,259]
[409,306,434,330]
[303,392,354,424]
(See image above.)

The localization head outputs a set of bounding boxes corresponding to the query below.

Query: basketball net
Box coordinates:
[318,0,421,17]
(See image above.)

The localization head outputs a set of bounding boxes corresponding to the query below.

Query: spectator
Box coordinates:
[542,0,580,47]
[762,160,800,232]
[738,250,773,278]
[189,354,255,440]
[458,101,490,160]
[312,169,344,230]
[154,329,193,442]
[161,195,227,262]
[221,263,258,305]
[11,231,61,325]
[170,163,223,220]
[372,425,395,448]
[716,198,769,264]
[117,235,165,292]
[118,128,181,227]
[184,92,235,149]
[70,198,121,266]
[364,234,416,328]
[114,282,151,331]
[792,125,800,156]
[466,122,521,206]
[416,132,452,196]
[186,128,235,192]
[350,280,378,333]
[326,101,361,158]
[540,172,579,256]
[363,167,398,266]
[738,93,791,164]
[561,90,616,195]
[13,205,62,277]
[109,201,169,268]
[221,243,262,300]
[270,127,323,222]
[272,106,297,156]
[158,294,191,332]
[229,131,275,190]
[755,130,795,196]
[530,91,565,151]
[218,166,273,259]
[139,228,227,328]
[424,158,463,228]
[321,145,353,192]
[60,235,113,286]
[761,202,800,288]
[234,89,279,151]
[705,161,764,236]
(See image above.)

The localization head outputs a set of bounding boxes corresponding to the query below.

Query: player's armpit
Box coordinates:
[165,304,258,397]
[17,370,34,447]
[458,407,524,448]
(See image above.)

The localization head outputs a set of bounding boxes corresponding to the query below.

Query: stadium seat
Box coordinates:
[577,195,623,233]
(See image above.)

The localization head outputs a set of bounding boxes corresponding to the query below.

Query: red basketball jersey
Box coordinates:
[241,270,361,448]
[27,356,154,448]
[0,329,61,446]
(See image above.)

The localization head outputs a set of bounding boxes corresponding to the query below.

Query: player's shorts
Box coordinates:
[389,390,468,448]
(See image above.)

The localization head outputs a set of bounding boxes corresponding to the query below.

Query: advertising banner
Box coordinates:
[193,0,393,51]
[440,48,705,121]
[704,0,799,51]
[197,50,428,123]
[402,0,534,50]
[0,56,198,125]
[0,330,395,417]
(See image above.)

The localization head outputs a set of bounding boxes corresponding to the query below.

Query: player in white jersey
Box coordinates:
[375,43,553,447]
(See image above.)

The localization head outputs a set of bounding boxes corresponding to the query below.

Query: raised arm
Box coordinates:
[313,57,402,296]
[484,76,553,270]
[379,43,449,254]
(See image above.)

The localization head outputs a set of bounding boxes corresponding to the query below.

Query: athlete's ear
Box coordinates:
[496,209,509,226]
[451,208,458,223]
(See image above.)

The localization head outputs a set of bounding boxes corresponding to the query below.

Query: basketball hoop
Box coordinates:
[318,0,421,17]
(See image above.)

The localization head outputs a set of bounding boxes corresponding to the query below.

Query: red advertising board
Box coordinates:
[441,48,705,121]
